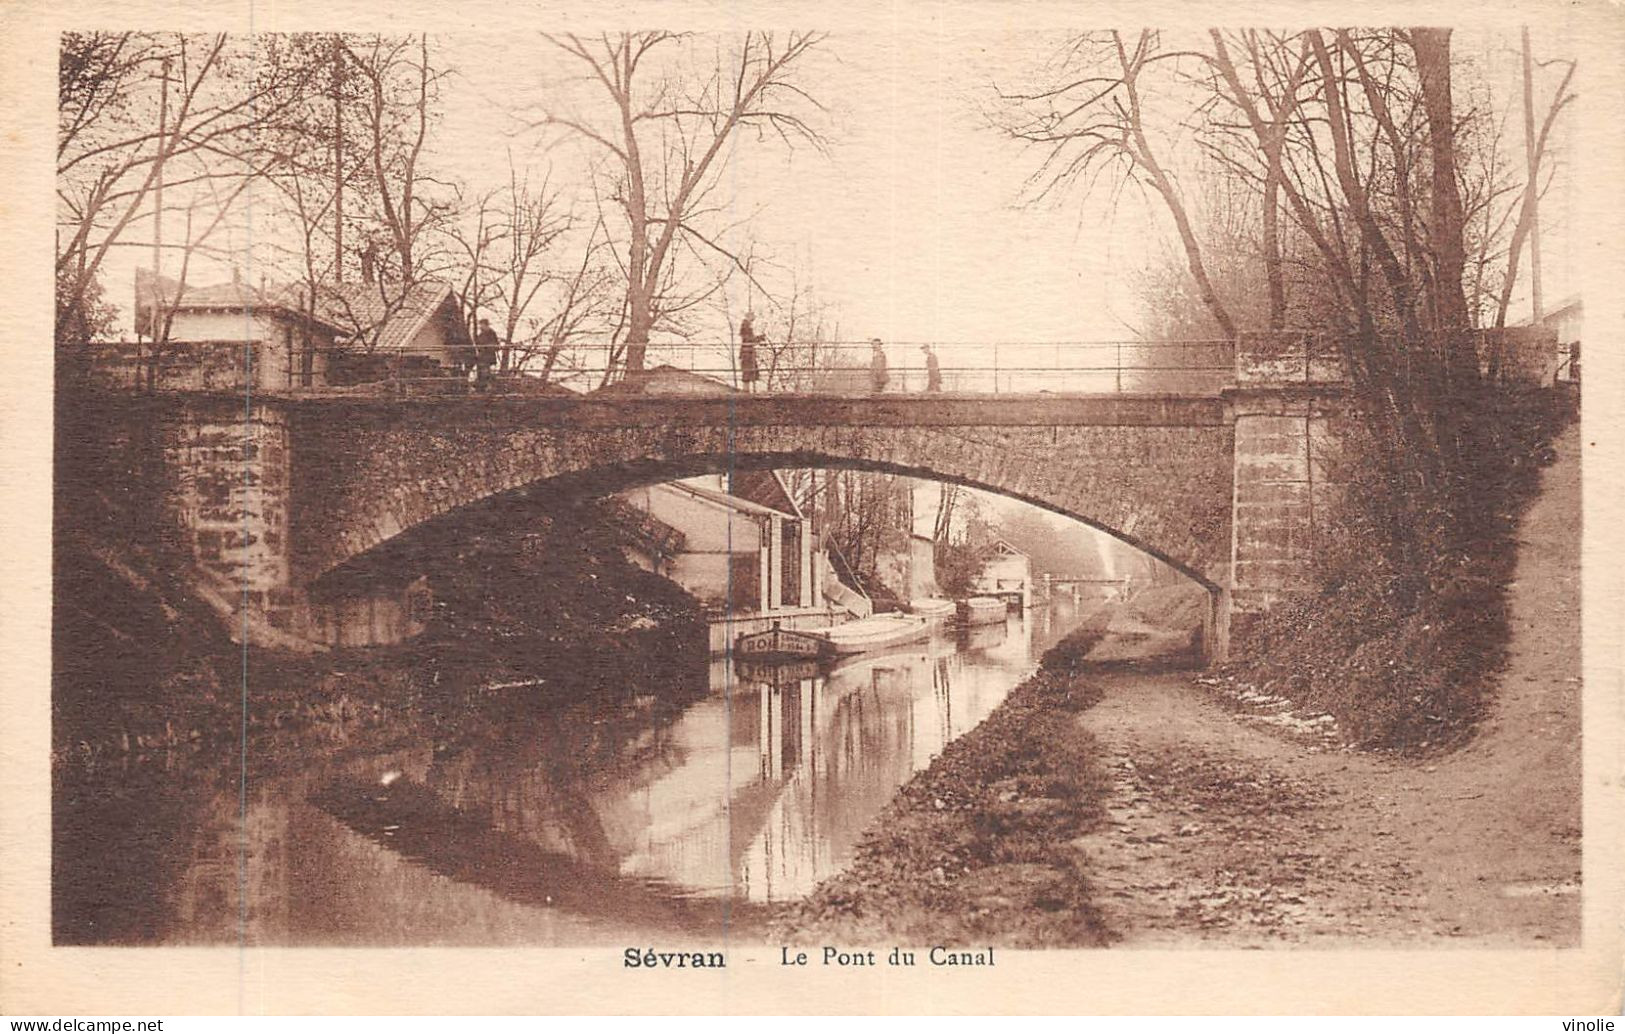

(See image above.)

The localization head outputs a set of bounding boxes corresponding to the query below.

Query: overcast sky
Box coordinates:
[436,28,1579,346]
[432,29,1158,347]
[101,28,1578,348]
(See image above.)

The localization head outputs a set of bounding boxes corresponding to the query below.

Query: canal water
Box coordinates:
[54,601,1095,946]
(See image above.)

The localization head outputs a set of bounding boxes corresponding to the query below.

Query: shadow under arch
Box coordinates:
[314,448,1221,598]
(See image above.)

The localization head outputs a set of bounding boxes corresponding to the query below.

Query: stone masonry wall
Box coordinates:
[284,400,1237,590]
[160,398,291,609]
[1226,333,1351,654]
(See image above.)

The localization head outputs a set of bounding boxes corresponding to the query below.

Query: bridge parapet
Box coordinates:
[1235,332,1350,386]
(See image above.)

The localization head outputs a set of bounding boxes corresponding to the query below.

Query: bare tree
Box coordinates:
[1411,29,1470,347]
[451,155,574,372]
[751,274,842,391]
[992,31,1237,338]
[341,34,456,286]
[260,32,462,365]
[1494,34,1575,328]
[526,218,625,387]
[267,34,462,360]
[1202,30,1316,331]
[823,469,912,600]
[450,186,504,351]
[56,32,325,349]
[997,25,1576,537]
[932,490,998,599]
[256,34,373,382]
[933,482,960,545]
[530,31,829,377]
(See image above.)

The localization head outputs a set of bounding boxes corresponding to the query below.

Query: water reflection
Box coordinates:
[55,603,1091,945]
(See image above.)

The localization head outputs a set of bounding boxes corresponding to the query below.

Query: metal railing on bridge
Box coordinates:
[84,332,1578,399]
[81,338,1241,399]
[632,338,1236,395]
[348,339,1235,399]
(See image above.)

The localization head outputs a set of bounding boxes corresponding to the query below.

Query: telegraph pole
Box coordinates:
[332,34,345,283]
[145,53,172,380]
[1522,27,1544,321]
[153,55,171,292]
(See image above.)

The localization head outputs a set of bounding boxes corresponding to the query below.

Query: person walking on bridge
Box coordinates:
[738,312,762,393]
[920,343,942,392]
[869,338,889,394]
[474,318,500,392]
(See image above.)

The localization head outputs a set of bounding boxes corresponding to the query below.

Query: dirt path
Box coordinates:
[1073,424,1582,946]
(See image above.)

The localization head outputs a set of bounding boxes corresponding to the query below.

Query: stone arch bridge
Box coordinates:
[120,343,1346,662]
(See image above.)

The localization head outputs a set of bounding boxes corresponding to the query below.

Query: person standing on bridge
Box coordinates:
[474,318,500,392]
[738,312,761,393]
[869,338,889,394]
[920,343,942,392]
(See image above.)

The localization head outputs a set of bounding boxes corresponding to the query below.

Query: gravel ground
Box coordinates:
[1073,425,1582,946]
[777,425,1582,948]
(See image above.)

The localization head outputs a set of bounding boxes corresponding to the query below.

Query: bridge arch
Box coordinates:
[316,449,1225,594]
[286,410,1236,593]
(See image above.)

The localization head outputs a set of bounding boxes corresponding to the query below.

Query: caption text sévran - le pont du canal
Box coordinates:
[622,946,996,969]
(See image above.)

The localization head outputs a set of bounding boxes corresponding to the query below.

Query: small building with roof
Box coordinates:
[971,538,1031,610]
[1538,295,1582,383]
[115,270,474,392]
[315,280,472,385]
[115,269,351,392]
[617,470,839,652]
[1496,293,1583,386]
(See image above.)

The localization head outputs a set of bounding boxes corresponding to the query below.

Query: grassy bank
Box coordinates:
[1231,385,1576,751]
[777,628,1113,948]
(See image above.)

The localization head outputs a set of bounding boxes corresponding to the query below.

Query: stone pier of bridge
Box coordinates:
[1224,334,1351,653]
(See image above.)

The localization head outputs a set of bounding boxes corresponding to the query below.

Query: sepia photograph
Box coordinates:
[9,0,1623,1015]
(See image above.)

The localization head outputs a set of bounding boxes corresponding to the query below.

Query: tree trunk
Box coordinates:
[1115,33,1234,339]
[1262,148,1286,331]
[1412,28,1477,494]
[1496,29,1572,329]
[623,287,652,374]
[934,482,958,543]
[1411,29,1471,344]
